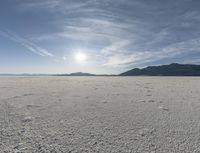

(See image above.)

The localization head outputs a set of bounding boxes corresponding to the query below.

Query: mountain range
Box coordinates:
[1,63,200,76]
[120,63,200,76]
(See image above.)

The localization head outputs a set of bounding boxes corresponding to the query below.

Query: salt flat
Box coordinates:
[0,77,200,152]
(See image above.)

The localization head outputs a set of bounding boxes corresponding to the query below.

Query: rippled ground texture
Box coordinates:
[1,77,200,152]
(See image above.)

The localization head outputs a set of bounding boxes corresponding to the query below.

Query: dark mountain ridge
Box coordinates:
[120,63,200,76]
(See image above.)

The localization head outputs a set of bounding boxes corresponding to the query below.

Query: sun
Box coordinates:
[74,52,87,63]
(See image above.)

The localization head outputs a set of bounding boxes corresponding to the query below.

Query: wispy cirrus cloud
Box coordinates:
[103,37,200,68]
[12,0,200,72]
[0,30,54,57]
[21,0,62,9]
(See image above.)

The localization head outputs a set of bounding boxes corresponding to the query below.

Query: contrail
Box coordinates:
[0,29,54,57]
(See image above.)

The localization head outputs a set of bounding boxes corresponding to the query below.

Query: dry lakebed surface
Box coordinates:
[0,76,200,152]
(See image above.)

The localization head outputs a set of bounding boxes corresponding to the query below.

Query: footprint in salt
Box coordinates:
[21,116,33,123]
[26,105,40,109]
[147,90,151,93]
[139,100,146,103]
[139,128,155,136]
[158,106,169,112]
[148,100,155,103]
[23,93,33,97]
[103,101,108,104]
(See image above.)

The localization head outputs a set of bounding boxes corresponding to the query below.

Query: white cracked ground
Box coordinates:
[0,77,200,152]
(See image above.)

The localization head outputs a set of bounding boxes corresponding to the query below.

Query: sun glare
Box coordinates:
[74,52,87,63]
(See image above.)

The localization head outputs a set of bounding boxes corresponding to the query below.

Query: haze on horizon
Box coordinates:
[0,0,200,74]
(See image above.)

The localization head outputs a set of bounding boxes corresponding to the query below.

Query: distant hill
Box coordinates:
[69,72,96,76]
[120,63,200,76]
[56,72,96,76]
[2,63,200,77]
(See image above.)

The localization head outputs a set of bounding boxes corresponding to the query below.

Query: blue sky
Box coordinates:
[0,0,200,74]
